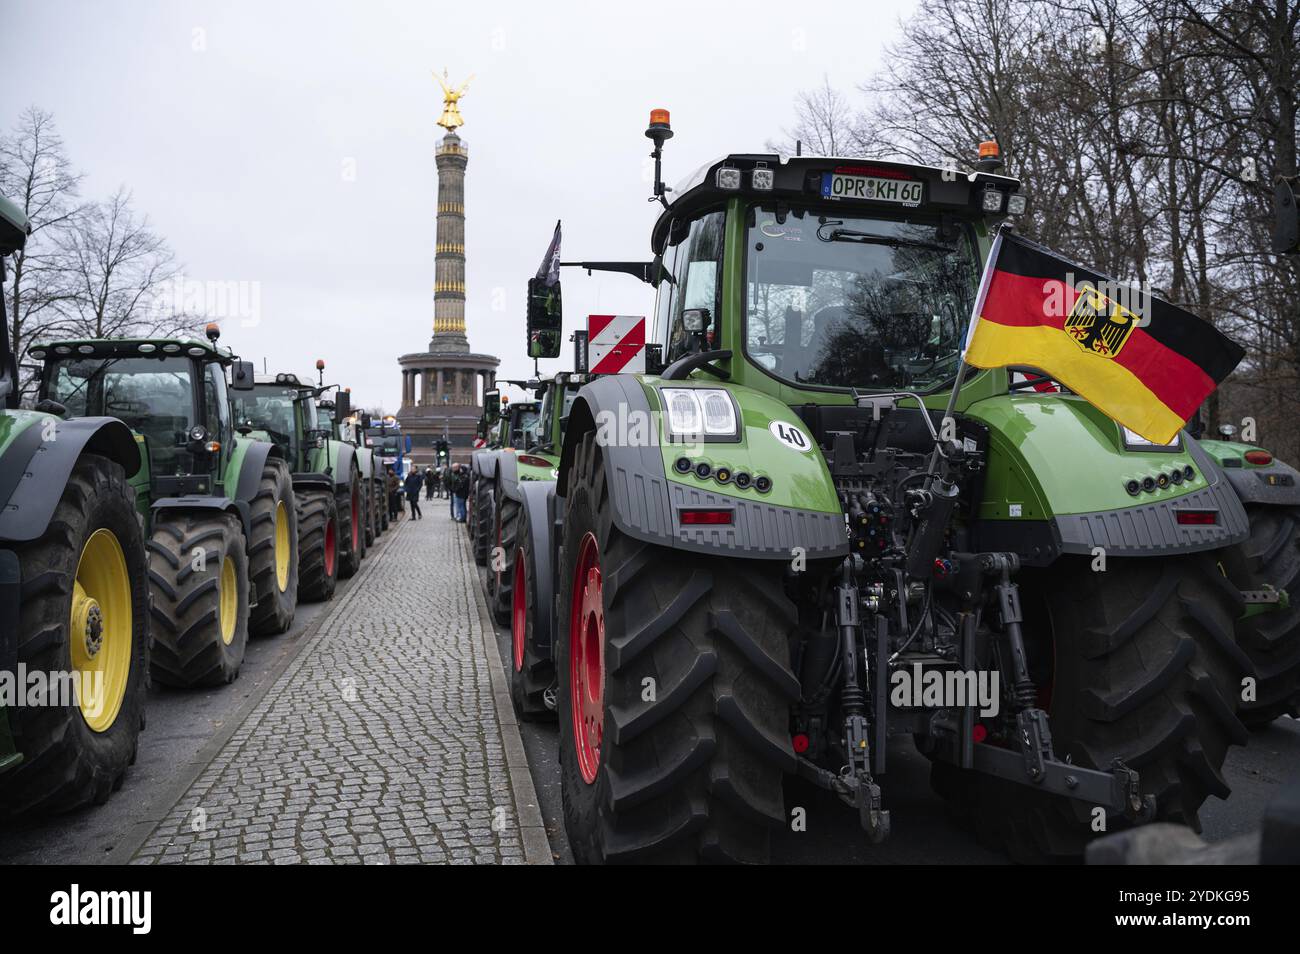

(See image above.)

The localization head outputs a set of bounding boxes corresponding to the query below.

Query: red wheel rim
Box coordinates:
[569,531,604,785]
[324,517,337,576]
[351,485,361,549]
[511,548,527,672]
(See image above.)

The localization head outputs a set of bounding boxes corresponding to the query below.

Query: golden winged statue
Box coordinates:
[436,69,472,130]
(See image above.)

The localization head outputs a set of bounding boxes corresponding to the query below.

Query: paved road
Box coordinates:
[1,507,549,865]
[481,559,1300,864]
[0,575,339,865]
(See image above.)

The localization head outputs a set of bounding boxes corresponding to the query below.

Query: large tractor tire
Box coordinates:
[1219,504,1300,726]
[556,432,799,864]
[509,504,555,721]
[148,510,250,688]
[338,468,364,579]
[246,459,298,637]
[0,454,148,816]
[488,488,520,626]
[472,474,493,567]
[297,488,339,603]
[933,553,1250,863]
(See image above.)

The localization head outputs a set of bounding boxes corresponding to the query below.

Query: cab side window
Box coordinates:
[663,211,725,364]
[204,364,230,443]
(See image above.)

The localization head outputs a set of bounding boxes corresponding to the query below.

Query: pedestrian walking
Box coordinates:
[424,466,436,500]
[405,469,424,520]
[387,468,402,522]
[452,463,470,523]
[445,465,455,517]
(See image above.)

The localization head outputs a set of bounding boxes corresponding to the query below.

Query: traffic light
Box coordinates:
[436,439,449,462]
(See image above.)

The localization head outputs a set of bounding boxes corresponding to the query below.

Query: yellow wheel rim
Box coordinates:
[219,556,237,645]
[274,500,290,592]
[70,529,132,733]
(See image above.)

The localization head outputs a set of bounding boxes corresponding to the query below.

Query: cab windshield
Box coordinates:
[744,206,979,391]
[512,408,541,449]
[232,385,301,450]
[46,356,195,475]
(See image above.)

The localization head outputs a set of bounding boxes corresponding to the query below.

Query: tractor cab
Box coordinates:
[646,151,1021,405]
[532,372,588,456]
[32,329,252,498]
[230,372,327,473]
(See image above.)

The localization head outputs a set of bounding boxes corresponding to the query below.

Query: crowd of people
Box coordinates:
[384,461,471,523]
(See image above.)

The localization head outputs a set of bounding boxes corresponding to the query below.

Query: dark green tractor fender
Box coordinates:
[495,449,521,503]
[0,416,139,543]
[329,441,358,491]
[1220,457,1300,508]
[234,440,284,508]
[153,496,251,540]
[472,449,500,482]
[516,480,558,658]
[558,374,847,560]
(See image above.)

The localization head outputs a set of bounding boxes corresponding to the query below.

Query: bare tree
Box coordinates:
[768,76,868,157]
[0,107,84,401]
[771,0,1300,457]
[58,187,195,340]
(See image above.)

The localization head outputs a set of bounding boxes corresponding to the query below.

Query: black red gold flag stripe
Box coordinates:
[964,231,1244,443]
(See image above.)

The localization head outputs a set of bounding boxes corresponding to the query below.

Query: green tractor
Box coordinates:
[506,113,1300,864]
[316,377,383,548]
[467,385,539,568]
[230,371,367,604]
[473,376,585,635]
[28,327,298,690]
[0,196,150,815]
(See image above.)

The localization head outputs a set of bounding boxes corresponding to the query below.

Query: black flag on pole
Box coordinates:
[536,220,561,287]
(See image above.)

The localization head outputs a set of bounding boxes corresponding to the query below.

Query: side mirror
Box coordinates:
[360,411,372,430]
[230,360,255,391]
[405,436,413,453]
[526,276,563,359]
[483,389,500,422]
[335,389,351,422]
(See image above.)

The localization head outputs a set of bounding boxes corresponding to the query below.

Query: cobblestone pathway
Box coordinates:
[129,507,548,865]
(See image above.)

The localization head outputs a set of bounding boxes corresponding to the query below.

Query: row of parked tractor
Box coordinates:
[0,193,393,817]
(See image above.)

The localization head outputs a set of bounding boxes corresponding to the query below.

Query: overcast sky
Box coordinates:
[3,0,916,411]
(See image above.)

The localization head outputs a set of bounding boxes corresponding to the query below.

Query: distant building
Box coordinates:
[396,71,499,466]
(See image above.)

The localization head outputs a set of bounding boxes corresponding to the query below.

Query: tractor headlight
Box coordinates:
[1006,193,1027,215]
[751,167,775,191]
[981,187,1004,213]
[661,388,738,440]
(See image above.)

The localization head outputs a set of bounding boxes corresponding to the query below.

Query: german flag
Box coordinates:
[964,231,1244,444]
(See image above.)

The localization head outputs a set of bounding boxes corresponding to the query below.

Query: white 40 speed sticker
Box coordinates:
[769,420,813,452]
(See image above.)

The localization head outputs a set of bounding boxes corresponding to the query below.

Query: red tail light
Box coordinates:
[517,455,551,467]
[679,509,733,526]
[1245,450,1273,466]
[1175,510,1217,525]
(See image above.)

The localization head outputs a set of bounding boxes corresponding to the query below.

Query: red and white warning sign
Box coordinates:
[588,314,646,374]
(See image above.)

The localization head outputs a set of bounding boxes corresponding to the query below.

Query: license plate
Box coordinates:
[821,173,923,206]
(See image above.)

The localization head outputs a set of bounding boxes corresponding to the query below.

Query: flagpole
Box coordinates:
[926,224,1008,479]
